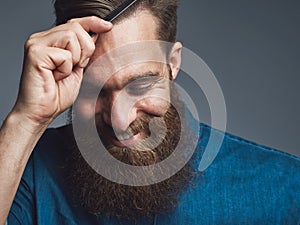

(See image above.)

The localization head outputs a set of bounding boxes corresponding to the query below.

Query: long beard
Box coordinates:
[64,93,198,221]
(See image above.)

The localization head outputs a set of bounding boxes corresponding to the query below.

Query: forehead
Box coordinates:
[92,9,159,60]
[86,9,168,89]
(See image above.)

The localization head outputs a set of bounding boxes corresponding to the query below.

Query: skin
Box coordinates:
[76,10,182,147]
[0,9,182,224]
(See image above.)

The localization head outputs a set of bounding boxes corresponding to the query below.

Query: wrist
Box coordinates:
[0,109,50,161]
[5,109,51,136]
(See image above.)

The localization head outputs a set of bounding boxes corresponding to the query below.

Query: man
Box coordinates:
[0,0,299,224]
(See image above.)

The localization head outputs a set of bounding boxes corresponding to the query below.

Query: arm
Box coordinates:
[0,16,112,225]
[0,110,46,225]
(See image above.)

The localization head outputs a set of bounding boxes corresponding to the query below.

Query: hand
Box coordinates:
[12,16,112,129]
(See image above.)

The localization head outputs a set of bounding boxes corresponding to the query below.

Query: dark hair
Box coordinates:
[54,0,179,42]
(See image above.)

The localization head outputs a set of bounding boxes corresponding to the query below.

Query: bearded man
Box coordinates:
[0,0,300,224]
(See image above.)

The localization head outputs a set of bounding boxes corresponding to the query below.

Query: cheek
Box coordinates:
[137,97,170,116]
[135,86,171,116]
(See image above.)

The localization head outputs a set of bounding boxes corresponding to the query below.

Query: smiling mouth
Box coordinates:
[112,131,144,147]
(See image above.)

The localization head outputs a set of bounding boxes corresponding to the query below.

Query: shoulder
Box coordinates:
[172,123,300,224]
[198,123,300,171]
[197,123,300,210]
[196,123,300,207]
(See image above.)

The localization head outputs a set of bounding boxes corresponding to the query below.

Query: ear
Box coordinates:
[169,42,182,80]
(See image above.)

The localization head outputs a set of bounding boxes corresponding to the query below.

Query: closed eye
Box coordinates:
[126,76,163,96]
[126,83,154,95]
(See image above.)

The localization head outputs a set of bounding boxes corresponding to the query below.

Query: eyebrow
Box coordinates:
[82,71,163,92]
[123,71,163,87]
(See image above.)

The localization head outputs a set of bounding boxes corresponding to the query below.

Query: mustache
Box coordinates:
[111,115,152,139]
[98,112,171,152]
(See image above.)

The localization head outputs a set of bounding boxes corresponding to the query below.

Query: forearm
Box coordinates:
[0,16,111,225]
[0,111,48,225]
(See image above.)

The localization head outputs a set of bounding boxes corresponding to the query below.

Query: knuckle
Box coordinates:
[67,20,84,32]
[28,33,36,41]
[25,45,42,67]
[64,50,73,60]
[26,44,40,57]
[24,33,39,49]
[67,18,76,24]
[72,52,80,63]
[70,21,82,30]
[24,39,33,50]
[28,32,41,39]
[89,16,100,23]
[64,30,77,40]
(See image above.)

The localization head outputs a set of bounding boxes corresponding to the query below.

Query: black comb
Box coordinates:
[89,0,138,37]
[104,0,138,22]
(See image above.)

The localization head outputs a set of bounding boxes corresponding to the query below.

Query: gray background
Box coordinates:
[0,1,299,157]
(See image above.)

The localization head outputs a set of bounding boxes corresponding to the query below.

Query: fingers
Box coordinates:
[25,16,112,70]
[15,16,111,124]
[48,48,74,81]
[65,21,95,67]
[66,16,112,66]
[25,44,73,81]
[28,30,82,67]
[68,16,113,35]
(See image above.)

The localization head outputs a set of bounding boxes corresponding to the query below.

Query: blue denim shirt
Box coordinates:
[8,123,300,224]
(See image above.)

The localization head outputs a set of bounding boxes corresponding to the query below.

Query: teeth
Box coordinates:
[116,132,134,141]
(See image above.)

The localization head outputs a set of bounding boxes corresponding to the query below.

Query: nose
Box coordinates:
[103,91,138,132]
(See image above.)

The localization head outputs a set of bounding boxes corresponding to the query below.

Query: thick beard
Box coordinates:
[64,92,198,221]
